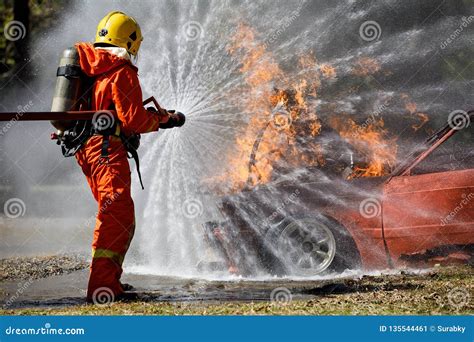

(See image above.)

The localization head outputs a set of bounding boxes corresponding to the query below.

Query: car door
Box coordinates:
[382,121,474,260]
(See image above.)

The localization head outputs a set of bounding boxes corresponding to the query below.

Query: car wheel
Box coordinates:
[264,216,361,276]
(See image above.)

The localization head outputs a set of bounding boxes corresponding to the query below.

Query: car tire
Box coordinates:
[263,215,361,276]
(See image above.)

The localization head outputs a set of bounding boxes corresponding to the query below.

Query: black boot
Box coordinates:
[116,292,139,302]
[120,282,135,291]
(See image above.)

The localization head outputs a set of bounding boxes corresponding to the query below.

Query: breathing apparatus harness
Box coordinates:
[52,62,146,189]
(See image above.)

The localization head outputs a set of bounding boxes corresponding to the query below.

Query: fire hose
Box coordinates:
[0,96,185,127]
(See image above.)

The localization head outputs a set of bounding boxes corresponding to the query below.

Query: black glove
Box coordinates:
[160,111,186,129]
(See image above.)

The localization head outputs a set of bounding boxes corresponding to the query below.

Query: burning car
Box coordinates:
[203,110,474,276]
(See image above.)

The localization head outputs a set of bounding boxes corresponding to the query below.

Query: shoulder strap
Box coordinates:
[120,133,144,190]
[127,147,144,190]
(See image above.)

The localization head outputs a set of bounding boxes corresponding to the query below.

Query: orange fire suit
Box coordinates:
[75,43,161,301]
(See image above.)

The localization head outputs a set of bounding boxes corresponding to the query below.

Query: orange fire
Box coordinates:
[320,64,337,79]
[216,23,422,191]
[330,116,398,178]
[401,94,430,131]
[352,57,381,77]
[218,24,331,191]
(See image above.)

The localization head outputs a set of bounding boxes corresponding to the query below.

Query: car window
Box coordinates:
[411,123,473,174]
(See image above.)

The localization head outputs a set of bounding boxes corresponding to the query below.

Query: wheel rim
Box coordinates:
[276,218,336,276]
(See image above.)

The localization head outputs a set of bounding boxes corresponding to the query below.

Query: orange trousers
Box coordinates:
[75,135,135,301]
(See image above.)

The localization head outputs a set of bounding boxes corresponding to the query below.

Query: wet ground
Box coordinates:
[0,220,472,314]
[0,220,368,309]
[1,254,472,315]
[0,254,358,308]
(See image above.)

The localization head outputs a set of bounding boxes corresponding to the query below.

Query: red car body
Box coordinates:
[330,168,473,270]
[204,112,474,275]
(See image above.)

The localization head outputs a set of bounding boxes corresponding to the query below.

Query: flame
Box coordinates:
[220,24,329,191]
[320,64,336,79]
[401,94,430,131]
[412,112,429,131]
[352,57,381,77]
[405,102,417,114]
[330,116,398,178]
[215,24,420,191]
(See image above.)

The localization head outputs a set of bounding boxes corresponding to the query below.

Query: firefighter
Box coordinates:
[72,11,184,302]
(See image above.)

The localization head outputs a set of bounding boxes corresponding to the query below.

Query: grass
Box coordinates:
[1,266,472,316]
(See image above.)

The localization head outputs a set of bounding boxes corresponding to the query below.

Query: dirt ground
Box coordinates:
[0,254,88,282]
[0,254,472,315]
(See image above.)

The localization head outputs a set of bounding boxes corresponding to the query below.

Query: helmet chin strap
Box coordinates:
[132,52,139,65]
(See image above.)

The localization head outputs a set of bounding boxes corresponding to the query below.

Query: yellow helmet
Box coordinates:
[94,11,143,56]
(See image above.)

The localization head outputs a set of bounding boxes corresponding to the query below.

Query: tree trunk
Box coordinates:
[13,0,30,63]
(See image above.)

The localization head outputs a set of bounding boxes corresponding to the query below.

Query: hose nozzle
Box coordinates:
[160,110,186,129]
